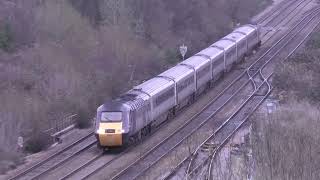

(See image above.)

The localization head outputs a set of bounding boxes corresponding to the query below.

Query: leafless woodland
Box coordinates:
[0,0,270,173]
[251,31,320,180]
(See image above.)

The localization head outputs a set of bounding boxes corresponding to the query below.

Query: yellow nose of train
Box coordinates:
[97,122,123,147]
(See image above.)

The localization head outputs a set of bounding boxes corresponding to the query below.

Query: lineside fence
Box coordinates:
[43,114,78,139]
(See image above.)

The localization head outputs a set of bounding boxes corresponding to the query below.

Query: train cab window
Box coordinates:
[101,112,122,122]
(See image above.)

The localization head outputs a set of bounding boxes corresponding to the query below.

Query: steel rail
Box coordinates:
[60,145,136,180]
[188,74,272,180]
[256,0,295,24]
[8,1,314,180]
[189,9,320,180]
[30,140,97,179]
[185,76,267,180]
[65,3,318,180]
[8,132,94,180]
[248,6,320,78]
[64,3,316,179]
[206,76,273,180]
[185,61,274,179]
[260,0,313,39]
[161,6,320,180]
[59,153,104,180]
[260,0,304,26]
[111,6,320,180]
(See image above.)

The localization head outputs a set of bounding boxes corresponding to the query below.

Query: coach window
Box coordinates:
[178,76,193,92]
[155,88,174,106]
[213,58,223,68]
[197,65,210,80]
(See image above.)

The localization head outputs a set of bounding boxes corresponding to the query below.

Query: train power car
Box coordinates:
[95,24,261,149]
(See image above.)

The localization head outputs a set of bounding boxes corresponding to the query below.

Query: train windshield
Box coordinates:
[101,112,122,122]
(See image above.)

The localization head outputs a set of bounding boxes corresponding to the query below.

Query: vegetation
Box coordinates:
[24,132,52,153]
[0,0,271,161]
[0,150,23,174]
[76,109,92,129]
[0,23,12,51]
[252,102,320,180]
[252,31,320,180]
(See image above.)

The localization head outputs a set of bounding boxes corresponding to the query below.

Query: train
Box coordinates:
[95,24,261,149]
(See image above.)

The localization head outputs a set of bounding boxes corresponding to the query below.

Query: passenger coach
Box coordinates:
[95,24,261,149]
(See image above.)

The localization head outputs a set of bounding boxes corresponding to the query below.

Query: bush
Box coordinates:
[75,109,91,129]
[272,50,320,104]
[164,48,181,65]
[0,23,12,51]
[24,132,52,153]
[252,101,320,180]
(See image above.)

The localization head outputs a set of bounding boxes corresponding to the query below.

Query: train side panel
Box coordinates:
[180,56,211,93]
[159,65,195,105]
[197,47,225,80]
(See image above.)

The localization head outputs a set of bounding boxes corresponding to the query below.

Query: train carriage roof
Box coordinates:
[133,76,174,97]
[224,32,246,43]
[197,47,224,61]
[213,38,235,52]
[158,65,194,82]
[234,25,257,35]
[180,55,211,70]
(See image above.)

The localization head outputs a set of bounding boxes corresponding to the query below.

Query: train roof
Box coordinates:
[159,65,194,82]
[180,55,211,70]
[234,24,257,35]
[224,32,246,43]
[197,47,224,60]
[213,38,235,51]
[133,76,174,97]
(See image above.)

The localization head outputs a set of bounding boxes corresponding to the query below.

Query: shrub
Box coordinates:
[75,109,91,129]
[0,23,12,51]
[24,132,52,153]
[272,50,320,104]
[252,101,320,180]
[164,48,181,65]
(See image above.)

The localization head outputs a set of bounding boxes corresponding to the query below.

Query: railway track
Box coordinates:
[65,1,316,180]
[8,1,315,180]
[48,6,295,179]
[8,132,95,180]
[255,0,293,24]
[57,147,128,180]
[161,6,320,180]
[109,5,320,180]
[260,0,314,43]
